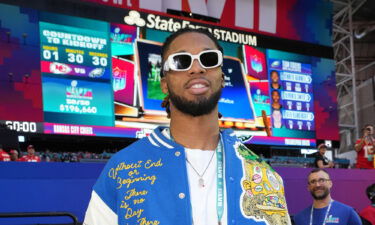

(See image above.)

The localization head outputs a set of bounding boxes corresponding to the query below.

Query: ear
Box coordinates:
[160,77,168,94]
[328,179,333,189]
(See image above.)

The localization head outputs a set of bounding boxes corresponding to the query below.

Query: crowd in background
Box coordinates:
[0,143,358,168]
[0,124,373,168]
[0,144,116,163]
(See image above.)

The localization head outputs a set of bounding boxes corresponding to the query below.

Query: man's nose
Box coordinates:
[189,59,206,74]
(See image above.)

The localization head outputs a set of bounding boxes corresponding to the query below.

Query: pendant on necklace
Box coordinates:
[199,177,205,187]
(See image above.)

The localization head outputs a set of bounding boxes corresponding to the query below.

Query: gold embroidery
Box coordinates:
[236,142,290,225]
[110,159,163,224]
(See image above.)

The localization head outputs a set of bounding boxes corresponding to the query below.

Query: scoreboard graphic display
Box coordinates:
[39,21,111,80]
[42,76,114,126]
[269,59,315,131]
[0,3,339,147]
[39,13,114,127]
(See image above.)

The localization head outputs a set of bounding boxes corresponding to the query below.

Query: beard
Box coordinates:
[168,87,222,117]
[310,187,330,200]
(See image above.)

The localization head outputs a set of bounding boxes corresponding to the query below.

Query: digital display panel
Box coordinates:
[113,57,136,106]
[42,76,114,126]
[244,45,268,80]
[39,17,111,80]
[136,40,166,114]
[0,3,339,146]
[268,59,314,131]
[264,49,315,140]
[38,12,114,127]
[110,23,137,56]
[220,57,255,120]
[248,81,271,117]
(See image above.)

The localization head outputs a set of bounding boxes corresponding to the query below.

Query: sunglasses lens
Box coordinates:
[200,52,219,68]
[173,54,192,70]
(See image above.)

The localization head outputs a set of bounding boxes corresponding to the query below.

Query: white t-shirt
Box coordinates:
[185,148,228,225]
[162,129,228,225]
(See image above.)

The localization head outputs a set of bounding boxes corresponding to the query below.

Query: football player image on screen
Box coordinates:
[270,70,282,90]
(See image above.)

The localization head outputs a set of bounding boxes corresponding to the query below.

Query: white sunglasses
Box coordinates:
[163,50,223,72]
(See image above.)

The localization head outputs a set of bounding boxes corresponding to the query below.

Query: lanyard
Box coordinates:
[309,200,333,225]
[167,129,224,225]
[216,136,224,225]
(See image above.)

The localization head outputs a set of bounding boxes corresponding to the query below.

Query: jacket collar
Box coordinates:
[147,126,236,150]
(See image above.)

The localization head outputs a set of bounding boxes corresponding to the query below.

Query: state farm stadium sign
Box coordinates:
[123,10,258,47]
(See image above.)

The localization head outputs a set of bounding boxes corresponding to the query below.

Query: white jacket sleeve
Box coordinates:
[83,191,118,225]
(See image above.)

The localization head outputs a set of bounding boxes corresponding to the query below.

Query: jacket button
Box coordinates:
[231,219,236,224]
[175,151,181,157]
[229,177,234,182]
[178,193,185,199]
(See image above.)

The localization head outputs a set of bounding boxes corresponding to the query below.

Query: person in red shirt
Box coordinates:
[19,145,41,162]
[9,149,19,161]
[0,145,10,162]
[354,125,374,169]
[360,183,375,225]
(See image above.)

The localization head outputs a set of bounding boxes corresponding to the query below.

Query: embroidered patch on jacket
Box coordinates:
[235,142,290,225]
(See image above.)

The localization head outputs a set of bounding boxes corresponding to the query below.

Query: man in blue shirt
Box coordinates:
[294,168,362,225]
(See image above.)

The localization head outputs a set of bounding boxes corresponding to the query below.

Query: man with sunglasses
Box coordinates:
[294,169,362,225]
[84,28,291,225]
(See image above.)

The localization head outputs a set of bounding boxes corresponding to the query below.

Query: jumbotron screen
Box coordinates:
[0,3,339,147]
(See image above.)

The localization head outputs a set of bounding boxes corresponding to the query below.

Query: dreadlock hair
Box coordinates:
[161,95,171,118]
[160,28,224,119]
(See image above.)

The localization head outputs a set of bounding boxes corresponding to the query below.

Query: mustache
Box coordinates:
[313,187,326,191]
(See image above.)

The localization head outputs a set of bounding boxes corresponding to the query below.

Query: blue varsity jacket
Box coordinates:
[84,127,291,225]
